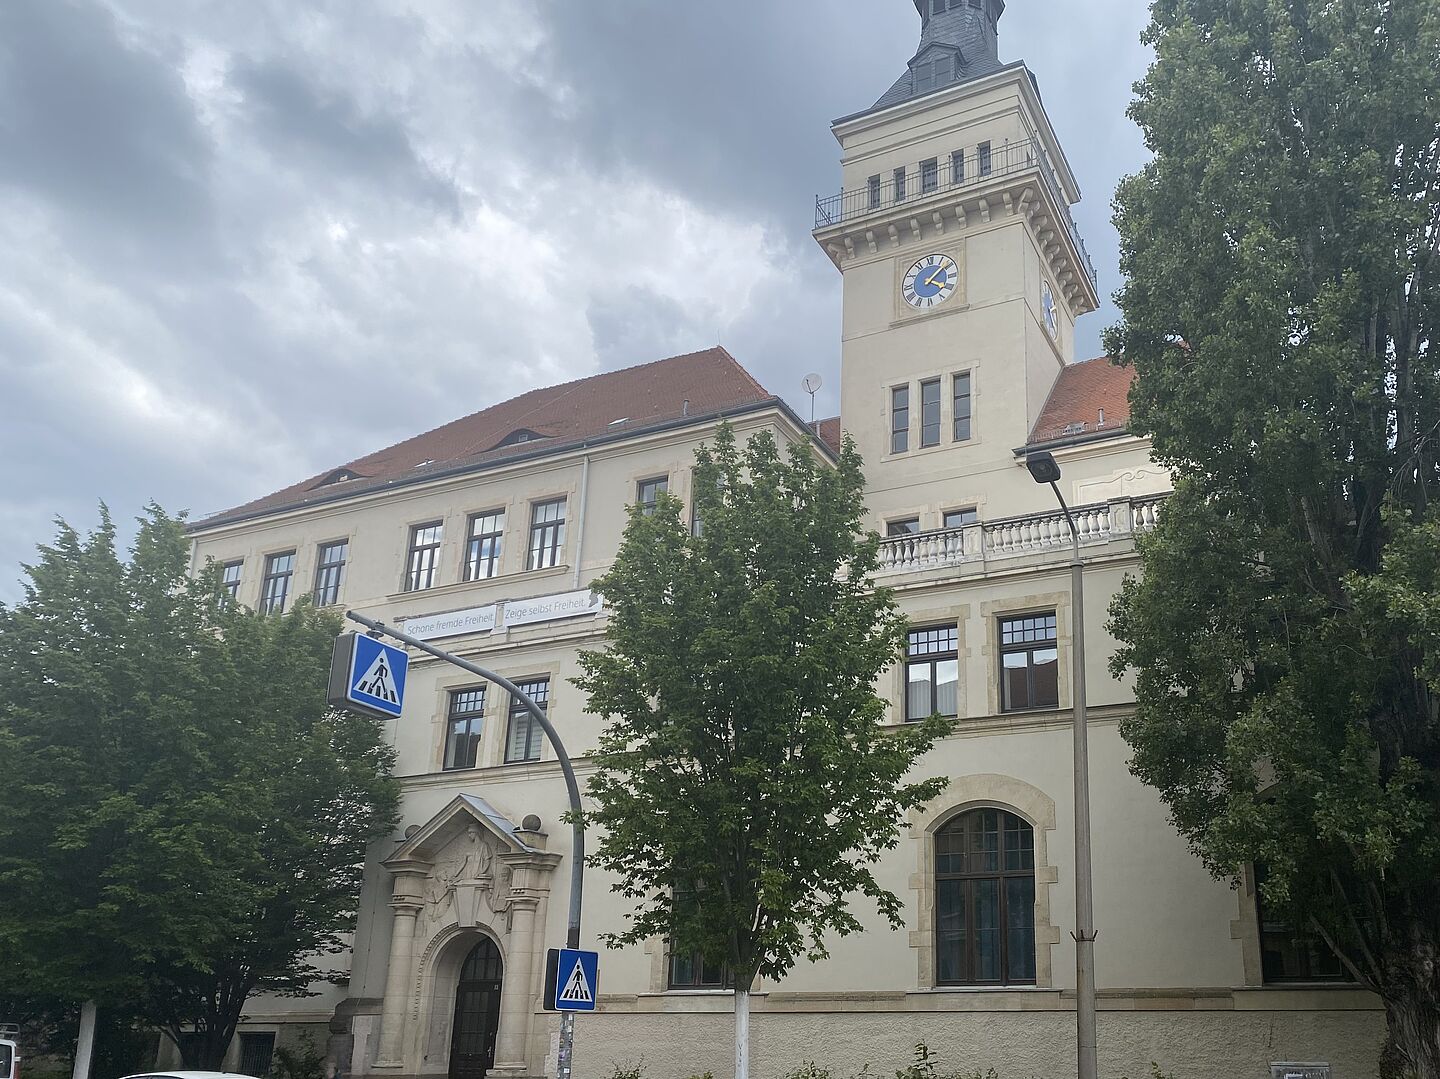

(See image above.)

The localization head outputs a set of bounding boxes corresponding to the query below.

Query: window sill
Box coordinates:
[1255,981,1362,990]
[927,985,1050,993]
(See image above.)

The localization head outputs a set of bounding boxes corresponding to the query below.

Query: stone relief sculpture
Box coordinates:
[422,825,502,935]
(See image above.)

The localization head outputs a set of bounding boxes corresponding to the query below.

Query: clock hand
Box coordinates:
[923,267,947,288]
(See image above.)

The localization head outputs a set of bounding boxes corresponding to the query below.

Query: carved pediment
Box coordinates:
[386,794,541,867]
[386,795,551,934]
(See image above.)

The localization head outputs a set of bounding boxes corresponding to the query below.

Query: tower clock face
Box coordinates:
[902,254,960,309]
[1042,282,1059,338]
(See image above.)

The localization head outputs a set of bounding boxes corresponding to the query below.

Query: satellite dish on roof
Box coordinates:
[802,373,824,425]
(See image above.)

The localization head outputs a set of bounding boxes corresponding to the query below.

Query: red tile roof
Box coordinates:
[1027,356,1136,447]
[813,416,844,455]
[199,347,778,528]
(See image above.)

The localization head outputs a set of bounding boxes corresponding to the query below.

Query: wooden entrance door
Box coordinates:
[449,939,503,1079]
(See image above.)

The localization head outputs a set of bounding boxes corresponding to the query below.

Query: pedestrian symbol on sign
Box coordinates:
[355,650,399,705]
[559,959,593,1005]
[329,633,409,721]
[544,948,598,1012]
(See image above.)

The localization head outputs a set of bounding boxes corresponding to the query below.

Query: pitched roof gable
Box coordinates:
[199,347,776,529]
[1027,356,1137,447]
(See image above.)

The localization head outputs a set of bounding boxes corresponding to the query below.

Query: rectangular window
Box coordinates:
[528,499,567,570]
[1256,864,1347,983]
[668,948,728,990]
[920,378,942,447]
[313,541,348,606]
[954,372,973,441]
[637,476,669,516]
[867,174,882,209]
[505,678,549,764]
[914,61,934,95]
[921,157,939,194]
[444,687,487,771]
[978,141,993,176]
[238,1032,276,1078]
[465,511,505,582]
[907,626,960,721]
[887,518,921,537]
[260,552,295,615]
[944,507,979,529]
[893,166,907,202]
[999,614,1059,712]
[930,0,944,15]
[405,522,444,592]
[221,560,243,604]
[951,149,966,185]
[890,386,910,454]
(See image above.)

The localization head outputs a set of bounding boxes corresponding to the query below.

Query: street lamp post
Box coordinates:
[1024,451,1098,1079]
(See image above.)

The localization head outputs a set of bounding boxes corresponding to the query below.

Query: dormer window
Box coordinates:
[314,468,361,489]
[495,429,547,450]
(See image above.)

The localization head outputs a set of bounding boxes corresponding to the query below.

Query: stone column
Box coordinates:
[373,861,430,1070]
[491,894,542,1075]
[490,845,562,1079]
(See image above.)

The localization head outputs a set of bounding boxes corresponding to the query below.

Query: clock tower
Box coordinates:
[814,0,1100,526]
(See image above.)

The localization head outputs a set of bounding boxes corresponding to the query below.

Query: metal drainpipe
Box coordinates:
[572,454,591,590]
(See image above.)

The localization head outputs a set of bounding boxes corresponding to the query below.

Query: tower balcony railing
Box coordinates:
[876,494,1165,578]
[814,136,1098,291]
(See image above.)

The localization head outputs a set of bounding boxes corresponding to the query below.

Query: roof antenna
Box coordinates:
[683,399,690,417]
[802,373,823,426]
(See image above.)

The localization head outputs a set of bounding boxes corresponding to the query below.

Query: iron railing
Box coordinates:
[814,136,1098,291]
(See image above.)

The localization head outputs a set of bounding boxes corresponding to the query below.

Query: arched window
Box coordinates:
[935,808,1036,985]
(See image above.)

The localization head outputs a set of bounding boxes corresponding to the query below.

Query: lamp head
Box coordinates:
[1026,451,1062,485]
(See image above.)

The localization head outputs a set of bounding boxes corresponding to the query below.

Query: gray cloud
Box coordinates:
[228,57,461,217]
[0,0,215,271]
[0,0,1153,601]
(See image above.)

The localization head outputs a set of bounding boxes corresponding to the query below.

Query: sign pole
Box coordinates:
[343,611,587,1077]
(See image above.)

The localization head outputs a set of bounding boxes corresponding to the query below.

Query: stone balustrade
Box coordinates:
[876,494,1166,578]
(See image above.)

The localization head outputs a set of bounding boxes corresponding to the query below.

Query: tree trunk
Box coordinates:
[180,1028,231,1072]
[1384,993,1440,1079]
[734,987,750,1079]
[70,1002,97,1079]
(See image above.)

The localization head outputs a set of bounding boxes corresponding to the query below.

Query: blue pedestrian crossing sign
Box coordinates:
[544,948,599,1012]
[328,633,409,721]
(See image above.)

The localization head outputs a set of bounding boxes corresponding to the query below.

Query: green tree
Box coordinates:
[1105,2,1440,1073]
[0,507,399,1070]
[576,427,948,1079]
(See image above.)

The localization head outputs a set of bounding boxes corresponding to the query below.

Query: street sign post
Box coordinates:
[328,632,409,721]
[544,948,599,1013]
[341,610,589,1079]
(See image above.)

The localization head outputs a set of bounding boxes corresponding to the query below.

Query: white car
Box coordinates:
[0,1040,16,1079]
[120,1073,265,1079]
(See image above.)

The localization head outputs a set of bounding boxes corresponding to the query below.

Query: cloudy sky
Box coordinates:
[0,0,1152,601]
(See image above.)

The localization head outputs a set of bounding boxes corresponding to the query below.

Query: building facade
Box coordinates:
[183,5,1386,1078]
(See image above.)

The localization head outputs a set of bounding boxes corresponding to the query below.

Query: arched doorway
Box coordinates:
[449,938,503,1079]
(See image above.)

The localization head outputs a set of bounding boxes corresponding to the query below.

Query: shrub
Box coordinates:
[270,1035,327,1079]
[782,1065,834,1079]
[607,1064,644,1079]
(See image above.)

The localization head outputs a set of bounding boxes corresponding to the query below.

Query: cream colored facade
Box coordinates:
[183,9,1386,1079]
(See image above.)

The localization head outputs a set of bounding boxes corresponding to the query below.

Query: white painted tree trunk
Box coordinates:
[71,1001,97,1079]
[734,987,750,1079]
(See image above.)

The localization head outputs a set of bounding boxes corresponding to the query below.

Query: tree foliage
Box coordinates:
[1105,1,1440,1072]
[0,506,399,1069]
[576,427,948,990]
